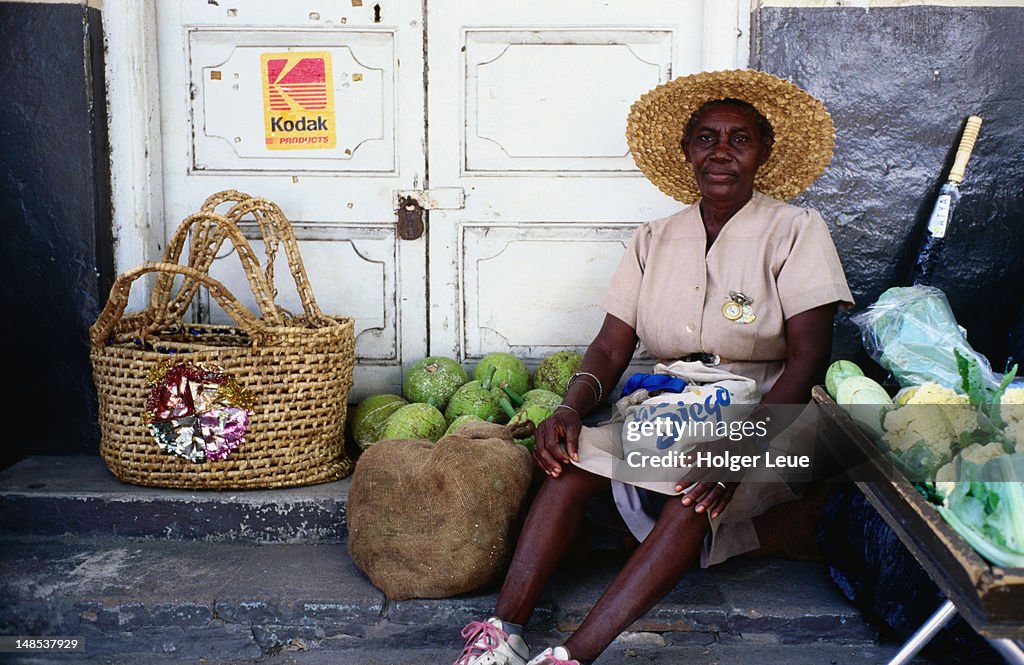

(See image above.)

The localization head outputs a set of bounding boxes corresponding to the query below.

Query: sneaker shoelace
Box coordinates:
[456,620,511,665]
[538,649,579,665]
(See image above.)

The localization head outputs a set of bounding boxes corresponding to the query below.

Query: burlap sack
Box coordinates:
[347,421,534,600]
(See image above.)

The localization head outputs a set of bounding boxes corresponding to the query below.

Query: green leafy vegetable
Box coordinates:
[935,454,1024,568]
[890,440,947,483]
[954,350,1018,452]
[955,348,988,406]
[854,287,1024,567]
[916,482,945,505]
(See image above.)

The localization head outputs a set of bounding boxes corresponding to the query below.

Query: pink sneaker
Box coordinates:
[454,617,529,665]
[526,646,580,665]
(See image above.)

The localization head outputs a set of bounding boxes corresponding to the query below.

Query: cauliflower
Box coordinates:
[906,383,977,434]
[960,441,1008,466]
[1001,388,1024,452]
[1001,388,1024,404]
[883,406,955,453]
[907,383,969,405]
[880,383,977,481]
[934,441,1007,502]
[882,383,970,452]
[936,440,1007,479]
[881,406,954,481]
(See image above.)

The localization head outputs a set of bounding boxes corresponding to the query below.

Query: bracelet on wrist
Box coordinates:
[569,371,604,403]
[555,403,580,417]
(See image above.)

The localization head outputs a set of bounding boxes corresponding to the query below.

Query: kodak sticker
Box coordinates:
[261,52,336,150]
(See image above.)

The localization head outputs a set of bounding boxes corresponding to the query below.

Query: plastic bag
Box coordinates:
[852,285,997,391]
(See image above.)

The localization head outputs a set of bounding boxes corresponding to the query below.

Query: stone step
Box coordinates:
[1,642,925,665]
[0,457,625,549]
[0,457,349,542]
[0,534,885,662]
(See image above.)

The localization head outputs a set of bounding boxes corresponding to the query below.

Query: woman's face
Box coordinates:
[682,103,773,206]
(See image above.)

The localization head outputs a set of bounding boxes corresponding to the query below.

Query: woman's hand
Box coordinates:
[533,407,582,477]
[533,314,638,478]
[677,480,736,519]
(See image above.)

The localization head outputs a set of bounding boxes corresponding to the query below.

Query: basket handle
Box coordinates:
[91,262,270,348]
[199,190,278,289]
[203,190,328,324]
[201,189,252,214]
[152,211,285,328]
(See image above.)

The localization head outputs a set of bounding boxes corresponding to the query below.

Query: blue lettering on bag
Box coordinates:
[652,386,733,450]
[655,412,683,450]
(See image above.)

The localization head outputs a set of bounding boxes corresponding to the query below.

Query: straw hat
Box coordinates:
[626,69,835,204]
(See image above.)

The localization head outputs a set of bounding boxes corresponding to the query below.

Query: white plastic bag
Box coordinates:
[851,285,996,391]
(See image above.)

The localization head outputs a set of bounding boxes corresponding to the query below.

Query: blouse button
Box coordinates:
[685,323,696,333]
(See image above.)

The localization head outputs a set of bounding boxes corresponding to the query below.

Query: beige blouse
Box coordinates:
[582,191,855,566]
[601,191,854,365]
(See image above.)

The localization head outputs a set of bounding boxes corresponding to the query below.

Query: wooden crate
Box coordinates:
[812,385,1024,638]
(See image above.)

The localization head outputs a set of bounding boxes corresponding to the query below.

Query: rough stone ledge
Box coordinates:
[0,535,879,658]
[0,457,350,543]
[0,641,929,665]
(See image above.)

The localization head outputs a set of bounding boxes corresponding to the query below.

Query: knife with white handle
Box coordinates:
[912,116,982,285]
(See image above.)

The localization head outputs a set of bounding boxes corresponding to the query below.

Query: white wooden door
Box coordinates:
[426,0,747,375]
[155,1,426,399]
[153,0,745,396]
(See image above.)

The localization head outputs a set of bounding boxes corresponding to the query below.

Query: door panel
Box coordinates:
[465,30,672,172]
[461,224,634,357]
[427,0,741,380]
[192,29,396,172]
[206,226,398,360]
[156,1,425,399]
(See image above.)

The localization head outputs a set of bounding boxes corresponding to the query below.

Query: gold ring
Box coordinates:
[716,481,728,489]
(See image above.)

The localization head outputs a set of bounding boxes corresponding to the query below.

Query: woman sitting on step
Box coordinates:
[454,69,854,665]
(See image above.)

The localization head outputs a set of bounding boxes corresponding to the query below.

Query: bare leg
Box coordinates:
[563,497,709,663]
[494,465,610,626]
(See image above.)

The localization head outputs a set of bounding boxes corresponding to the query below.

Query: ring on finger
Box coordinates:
[716,481,728,489]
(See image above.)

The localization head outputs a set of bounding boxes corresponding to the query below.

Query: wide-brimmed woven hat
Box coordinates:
[626,69,835,203]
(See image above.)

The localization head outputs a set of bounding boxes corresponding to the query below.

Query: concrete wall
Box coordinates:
[0,1,111,466]
[751,4,1024,371]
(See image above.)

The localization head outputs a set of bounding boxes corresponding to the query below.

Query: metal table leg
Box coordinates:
[989,638,1024,665]
[886,599,959,665]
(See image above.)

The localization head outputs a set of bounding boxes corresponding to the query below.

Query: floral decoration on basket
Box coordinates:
[146,361,256,463]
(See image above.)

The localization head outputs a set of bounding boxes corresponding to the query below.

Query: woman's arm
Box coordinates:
[533,314,638,476]
[762,302,838,405]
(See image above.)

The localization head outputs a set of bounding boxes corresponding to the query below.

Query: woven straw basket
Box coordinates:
[90,190,355,489]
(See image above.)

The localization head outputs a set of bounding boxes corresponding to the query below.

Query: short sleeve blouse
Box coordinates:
[600,191,854,363]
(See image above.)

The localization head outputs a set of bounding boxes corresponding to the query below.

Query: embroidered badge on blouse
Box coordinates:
[722,291,756,324]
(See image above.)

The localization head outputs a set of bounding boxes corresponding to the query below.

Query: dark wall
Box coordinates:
[0,3,112,465]
[752,6,1024,373]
